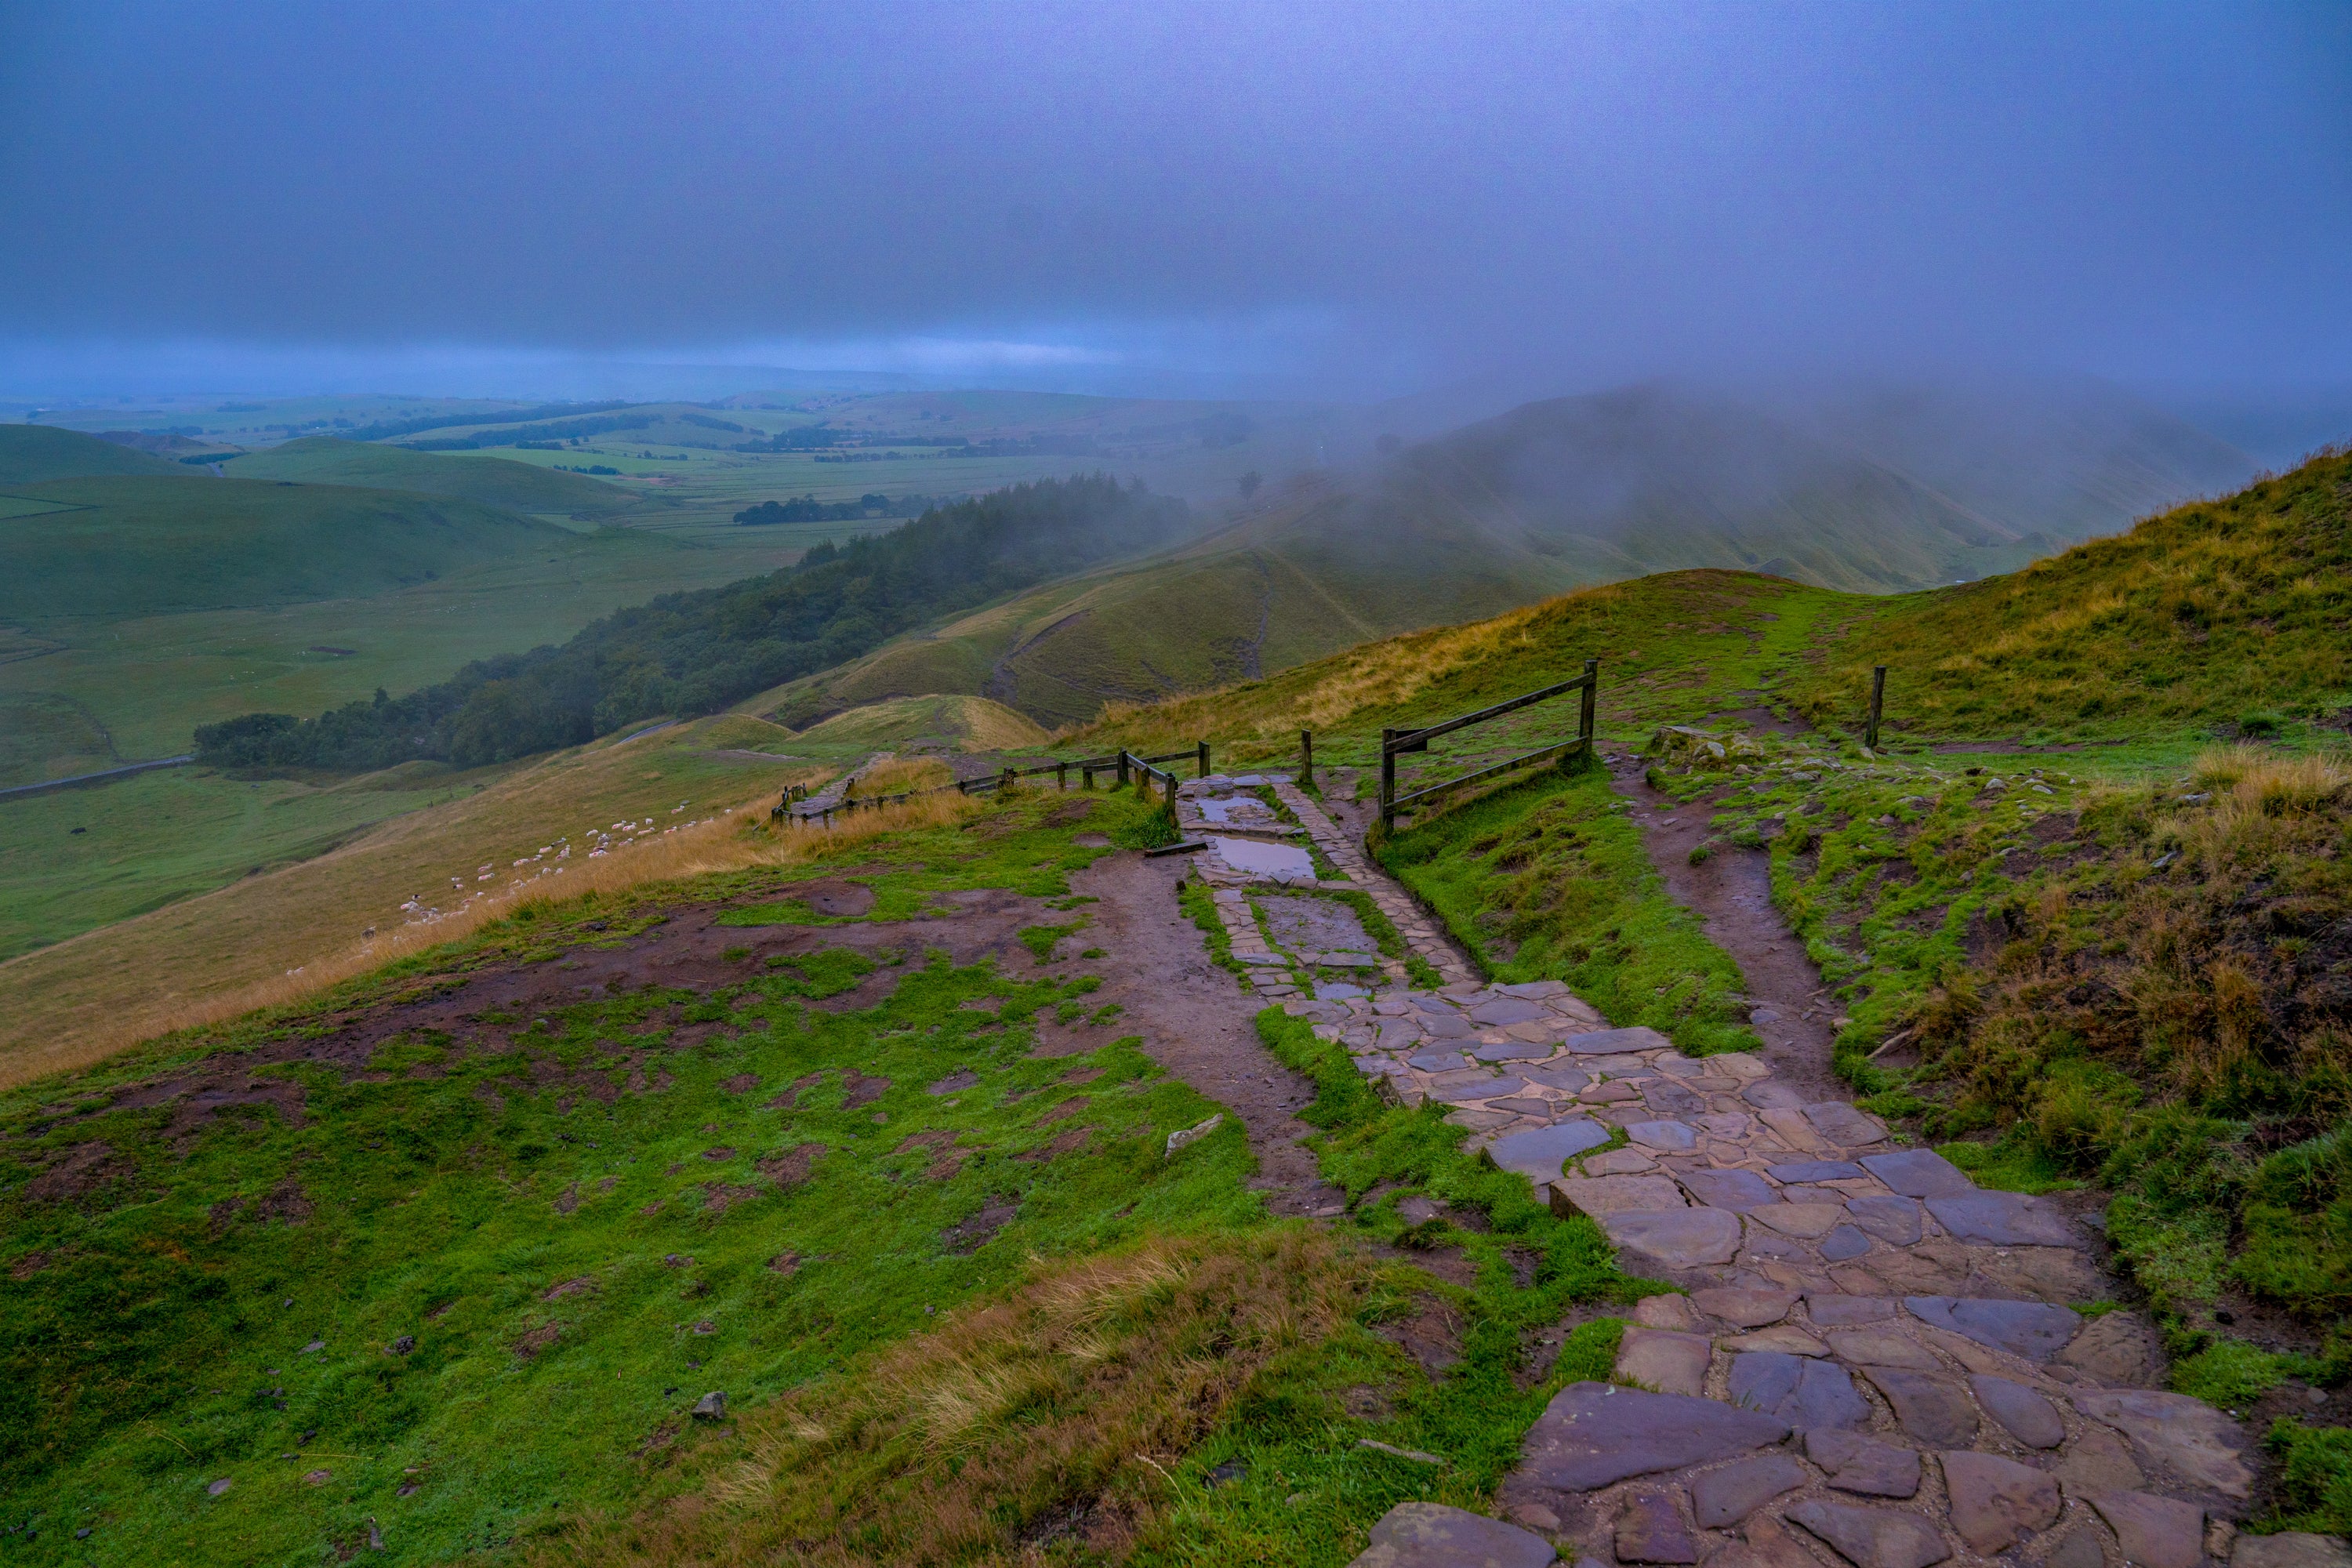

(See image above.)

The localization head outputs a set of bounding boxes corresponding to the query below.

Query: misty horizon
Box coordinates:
[5,2,2350,423]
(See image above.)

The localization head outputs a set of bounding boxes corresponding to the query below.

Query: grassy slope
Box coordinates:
[1,795,1636,1566]
[1777,450,2352,746]
[759,484,1595,730]
[0,524,763,774]
[794,694,1050,753]
[0,717,854,1080]
[0,425,185,484]
[0,476,579,622]
[223,438,652,518]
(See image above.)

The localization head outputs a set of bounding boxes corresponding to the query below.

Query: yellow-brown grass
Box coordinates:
[524,1228,1374,1568]
[1065,590,1597,758]
[0,725,987,1092]
[0,785,982,1093]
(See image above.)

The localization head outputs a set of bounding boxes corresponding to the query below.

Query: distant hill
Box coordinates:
[1383,383,2252,592]
[0,425,185,484]
[0,476,575,621]
[223,436,649,517]
[764,382,2258,728]
[1076,446,2352,758]
[757,475,1589,731]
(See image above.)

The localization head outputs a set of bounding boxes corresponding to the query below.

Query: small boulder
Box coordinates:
[691,1390,727,1421]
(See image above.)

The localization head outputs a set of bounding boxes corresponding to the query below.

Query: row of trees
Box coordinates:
[194,475,1190,772]
[733,493,931,525]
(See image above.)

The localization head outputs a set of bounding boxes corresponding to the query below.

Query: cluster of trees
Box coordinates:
[194,474,1190,773]
[734,493,927,525]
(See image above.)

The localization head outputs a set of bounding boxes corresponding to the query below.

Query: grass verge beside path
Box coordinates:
[1642,726,2352,1411]
[1374,766,1760,1058]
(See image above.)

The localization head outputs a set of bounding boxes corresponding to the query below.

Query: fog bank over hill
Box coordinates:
[1356,379,2256,591]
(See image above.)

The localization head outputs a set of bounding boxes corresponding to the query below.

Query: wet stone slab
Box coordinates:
[1519,1383,1791,1491]
[1258,893,1380,959]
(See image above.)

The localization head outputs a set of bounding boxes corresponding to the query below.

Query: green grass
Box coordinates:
[1376,764,1761,1057]
[1778,450,2352,746]
[0,942,1244,1561]
[222,438,650,519]
[2265,1418,2352,1534]
[1,786,1647,1565]
[0,476,582,622]
[0,425,183,484]
[0,797,1258,1562]
[1098,1007,1646,1563]
[0,765,487,960]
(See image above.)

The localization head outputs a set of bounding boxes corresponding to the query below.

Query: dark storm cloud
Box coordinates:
[2,1,2348,393]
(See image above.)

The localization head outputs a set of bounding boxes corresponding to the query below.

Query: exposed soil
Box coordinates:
[1064,849,1347,1216]
[1602,749,1845,1102]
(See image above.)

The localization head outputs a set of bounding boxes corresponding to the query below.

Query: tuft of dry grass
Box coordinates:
[524,1229,1375,1568]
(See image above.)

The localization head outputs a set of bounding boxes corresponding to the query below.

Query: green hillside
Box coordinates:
[0,425,186,484]
[760,481,1592,731]
[0,475,575,621]
[223,436,650,517]
[794,693,1051,753]
[1778,448,2352,742]
[1076,449,2352,1385]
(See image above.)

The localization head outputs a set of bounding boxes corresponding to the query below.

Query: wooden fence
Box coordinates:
[773,742,1206,827]
[1378,659,1598,832]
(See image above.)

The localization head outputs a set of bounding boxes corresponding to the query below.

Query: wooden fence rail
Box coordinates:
[1379,659,1598,833]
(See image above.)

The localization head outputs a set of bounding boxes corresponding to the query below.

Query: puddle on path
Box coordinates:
[1209,836,1316,884]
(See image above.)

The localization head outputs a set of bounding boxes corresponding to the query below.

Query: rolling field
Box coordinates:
[0,475,579,622]
[220,438,654,519]
[0,764,488,961]
[0,524,787,768]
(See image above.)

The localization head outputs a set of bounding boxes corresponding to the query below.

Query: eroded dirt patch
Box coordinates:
[1604,749,1844,1102]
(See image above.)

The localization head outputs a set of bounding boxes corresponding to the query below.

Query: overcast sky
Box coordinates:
[3,1,2348,400]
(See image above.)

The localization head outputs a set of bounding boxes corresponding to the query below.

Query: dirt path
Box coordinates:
[1601,747,1846,1105]
[1065,848,1345,1216]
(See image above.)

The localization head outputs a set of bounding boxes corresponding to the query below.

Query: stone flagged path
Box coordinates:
[1331,1002,2304,1568]
[1178,773,1479,999]
[1167,767,2336,1568]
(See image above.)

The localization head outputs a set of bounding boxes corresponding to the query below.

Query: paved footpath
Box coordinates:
[1165,775,2347,1568]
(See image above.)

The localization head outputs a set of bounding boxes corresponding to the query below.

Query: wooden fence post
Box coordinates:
[1001,766,1014,793]
[1300,729,1312,786]
[1380,728,1398,833]
[1867,666,1886,750]
[1116,752,1130,788]
[1056,761,1067,789]
[1197,739,1209,778]
[1580,658,1599,758]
